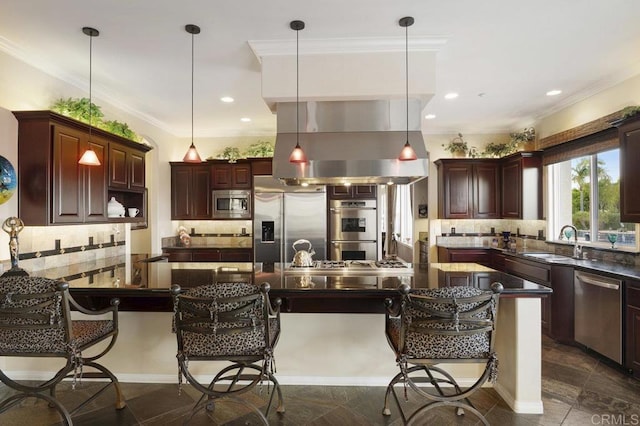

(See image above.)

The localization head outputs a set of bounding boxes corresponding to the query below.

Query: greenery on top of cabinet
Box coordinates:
[51,97,142,142]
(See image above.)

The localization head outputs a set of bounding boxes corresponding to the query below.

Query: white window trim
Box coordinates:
[547,156,640,253]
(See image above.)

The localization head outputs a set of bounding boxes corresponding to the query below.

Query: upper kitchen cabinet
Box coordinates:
[210,161,251,189]
[170,162,211,219]
[617,115,640,222]
[249,158,273,176]
[12,111,151,226]
[327,185,377,200]
[501,151,543,219]
[108,142,146,190]
[435,159,500,219]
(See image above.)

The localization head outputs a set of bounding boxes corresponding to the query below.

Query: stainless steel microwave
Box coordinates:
[212,189,251,219]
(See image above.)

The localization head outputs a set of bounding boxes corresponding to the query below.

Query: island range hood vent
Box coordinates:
[272,100,428,185]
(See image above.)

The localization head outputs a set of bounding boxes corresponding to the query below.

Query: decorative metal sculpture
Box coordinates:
[2,216,27,277]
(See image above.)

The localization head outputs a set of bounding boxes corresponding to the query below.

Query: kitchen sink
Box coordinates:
[520,252,575,262]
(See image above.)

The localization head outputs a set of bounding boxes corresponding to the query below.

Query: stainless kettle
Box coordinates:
[291,239,315,267]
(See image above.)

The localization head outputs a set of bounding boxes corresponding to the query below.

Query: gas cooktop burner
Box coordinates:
[319,261,346,268]
[375,260,409,268]
[287,259,410,270]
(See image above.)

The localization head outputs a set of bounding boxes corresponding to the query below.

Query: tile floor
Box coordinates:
[1,335,639,425]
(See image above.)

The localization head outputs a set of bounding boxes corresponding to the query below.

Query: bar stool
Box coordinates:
[0,275,125,425]
[383,283,503,425]
[171,281,284,424]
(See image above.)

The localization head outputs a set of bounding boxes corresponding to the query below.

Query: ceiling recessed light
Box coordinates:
[444,92,458,100]
[546,90,562,96]
[240,117,251,122]
[425,114,436,120]
[220,96,234,103]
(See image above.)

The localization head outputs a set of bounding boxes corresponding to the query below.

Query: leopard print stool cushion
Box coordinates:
[178,282,278,358]
[182,318,279,357]
[72,320,115,349]
[387,286,493,359]
[0,276,67,353]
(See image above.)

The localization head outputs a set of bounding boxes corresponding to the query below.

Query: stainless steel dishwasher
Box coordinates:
[574,270,622,363]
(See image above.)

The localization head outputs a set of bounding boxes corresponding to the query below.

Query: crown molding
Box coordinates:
[248,36,447,62]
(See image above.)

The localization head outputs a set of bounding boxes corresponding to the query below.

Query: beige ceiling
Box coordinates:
[1,0,640,138]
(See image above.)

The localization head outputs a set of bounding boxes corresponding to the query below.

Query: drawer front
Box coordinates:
[165,251,192,262]
[504,257,550,284]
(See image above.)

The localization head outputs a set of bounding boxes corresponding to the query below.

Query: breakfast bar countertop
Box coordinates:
[23,254,551,312]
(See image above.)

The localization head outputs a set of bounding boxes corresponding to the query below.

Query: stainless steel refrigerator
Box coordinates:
[253,176,327,263]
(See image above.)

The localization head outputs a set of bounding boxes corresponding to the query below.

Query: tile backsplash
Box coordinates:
[1,223,126,273]
[171,220,252,236]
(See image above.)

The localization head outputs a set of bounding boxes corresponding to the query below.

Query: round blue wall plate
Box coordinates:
[0,155,17,205]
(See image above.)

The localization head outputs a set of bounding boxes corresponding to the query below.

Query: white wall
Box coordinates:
[0,50,277,257]
[537,73,640,138]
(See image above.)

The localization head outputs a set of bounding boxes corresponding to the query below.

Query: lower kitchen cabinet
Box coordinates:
[502,255,552,335]
[163,248,253,262]
[171,269,214,288]
[549,265,574,344]
[437,247,491,266]
[440,271,491,288]
[626,279,640,378]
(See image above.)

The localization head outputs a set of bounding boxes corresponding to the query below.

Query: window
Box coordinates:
[380,184,413,246]
[395,184,413,245]
[549,148,637,249]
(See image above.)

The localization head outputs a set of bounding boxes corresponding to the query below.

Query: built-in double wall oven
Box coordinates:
[329,199,377,260]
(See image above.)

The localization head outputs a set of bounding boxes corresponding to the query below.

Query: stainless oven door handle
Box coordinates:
[329,207,376,212]
[576,273,620,290]
[331,240,377,244]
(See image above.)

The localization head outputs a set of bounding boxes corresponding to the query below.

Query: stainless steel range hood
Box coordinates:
[273,100,428,185]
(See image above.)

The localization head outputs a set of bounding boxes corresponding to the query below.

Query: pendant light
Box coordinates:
[183,24,203,163]
[398,16,418,161]
[288,20,307,164]
[78,27,102,166]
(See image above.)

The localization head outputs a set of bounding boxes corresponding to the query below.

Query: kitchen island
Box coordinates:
[11,256,550,414]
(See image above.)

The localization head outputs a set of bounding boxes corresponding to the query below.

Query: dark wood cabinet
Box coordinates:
[440,271,492,288]
[13,111,153,226]
[436,159,500,219]
[490,250,506,271]
[109,142,145,190]
[211,162,252,189]
[327,185,377,200]
[617,116,640,223]
[626,279,640,378]
[250,158,273,176]
[50,124,108,224]
[170,163,211,220]
[163,248,253,262]
[549,265,574,344]
[436,153,541,220]
[501,152,542,219]
[502,255,552,334]
[437,247,491,266]
[473,163,500,219]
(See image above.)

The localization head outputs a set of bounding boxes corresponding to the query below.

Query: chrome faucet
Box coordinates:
[559,224,582,259]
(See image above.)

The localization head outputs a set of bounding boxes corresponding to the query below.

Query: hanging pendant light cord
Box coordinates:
[405,22,409,145]
[296,26,300,147]
[191,30,194,147]
[88,32,93,142]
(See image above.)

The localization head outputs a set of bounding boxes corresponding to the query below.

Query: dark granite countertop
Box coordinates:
[162,245,253,250]
[21,255,551,312]
[437,244,640,280]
